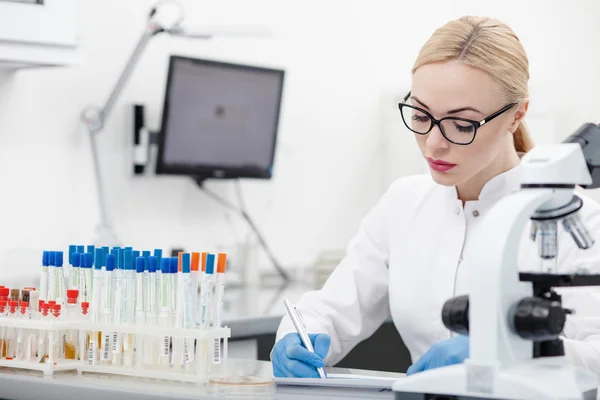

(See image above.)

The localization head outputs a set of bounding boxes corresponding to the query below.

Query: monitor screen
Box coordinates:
[156,56,285,180]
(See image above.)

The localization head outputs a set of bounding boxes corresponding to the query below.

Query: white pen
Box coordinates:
[283,299,327,379]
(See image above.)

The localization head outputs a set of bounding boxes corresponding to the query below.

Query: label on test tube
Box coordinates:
[212,253,227,364]
[88,340,97,365]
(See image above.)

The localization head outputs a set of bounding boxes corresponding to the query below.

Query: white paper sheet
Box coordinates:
[275,373,403,390]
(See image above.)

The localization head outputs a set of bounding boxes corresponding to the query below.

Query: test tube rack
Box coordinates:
[0,318,81,375]
[76,322,230,384]
[0,318,231,384]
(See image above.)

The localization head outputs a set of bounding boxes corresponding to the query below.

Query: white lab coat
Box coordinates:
[276,164,600,378]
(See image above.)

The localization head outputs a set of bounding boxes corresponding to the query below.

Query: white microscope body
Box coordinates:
[393,123,600,400]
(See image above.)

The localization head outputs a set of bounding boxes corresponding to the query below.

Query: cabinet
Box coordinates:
[0,0,80,69]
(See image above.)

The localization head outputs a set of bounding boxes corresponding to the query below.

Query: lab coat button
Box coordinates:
[473,210,480,217]
[455,207,461,215]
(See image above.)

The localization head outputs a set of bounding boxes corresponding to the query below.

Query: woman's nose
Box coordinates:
[425,124,449,151]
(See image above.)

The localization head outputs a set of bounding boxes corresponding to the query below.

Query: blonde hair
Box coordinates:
[413,16,534,153]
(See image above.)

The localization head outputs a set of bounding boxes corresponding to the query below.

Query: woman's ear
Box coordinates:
[509,100,529,133]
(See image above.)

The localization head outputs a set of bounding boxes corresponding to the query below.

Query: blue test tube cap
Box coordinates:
[182,253,191,273]
[72,253,81,267]
[77,245,85,254]
[169,257,178,274]
[117,248,124,269]
[124,249,133,270]
[132,250,140,261]
[148,256,157,273]
[153,249,162,258]
[87,245,95,256]
[48,251,56,267]
[42,251,49,266]
[205,253,215,275]
[68,245,76,264]
[135,257,145,273]
[85,252,94,268]
[160,258,170,273]
[142,250,151,259]
[94,248,103,268]
[106,254,115,271]
[124,246,133,251]
[55,251,64,267]
[102,246,109,265]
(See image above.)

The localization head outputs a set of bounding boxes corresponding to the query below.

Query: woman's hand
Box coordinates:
[272,333,331,378]
[407,335,469,375]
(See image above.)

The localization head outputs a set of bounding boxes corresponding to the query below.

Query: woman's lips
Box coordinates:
[427,158,456,172]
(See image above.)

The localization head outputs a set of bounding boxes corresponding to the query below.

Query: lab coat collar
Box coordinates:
[477,163,523,201]
[446,163,523,203]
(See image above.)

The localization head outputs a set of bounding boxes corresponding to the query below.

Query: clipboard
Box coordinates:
[275,373,403,390]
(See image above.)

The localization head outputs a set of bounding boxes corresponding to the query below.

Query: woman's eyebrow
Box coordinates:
[411,96,482,115]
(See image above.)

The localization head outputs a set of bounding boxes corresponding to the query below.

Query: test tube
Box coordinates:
[135,257,145,368]
[158,258,171,369]
[81,253,94,303]
[68,245,76,283]
[169,258,178,320]
[173,256,185,369]
[153,249,163,317]
[100,254,115,365]
[197,254,215,374]
[49,304,62,364]
[88,251,104,366]
[0,300,7,358]
[123,250,136,367]
[212,253,227,365]
[5,300,18,359]
[191,253,200,326]
[47,252,56,301]
[112,249,125,366]
[181,254,195,372]
[55,251,66,305]
[198,253,208,325]
[26,293,39,361]
[65,289,79,360]
[40,251,49,302]
[71,253,81,291]
[144,256,158,367]
[15,301,28,360]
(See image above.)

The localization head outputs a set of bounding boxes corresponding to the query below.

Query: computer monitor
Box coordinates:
[156,55,285,181]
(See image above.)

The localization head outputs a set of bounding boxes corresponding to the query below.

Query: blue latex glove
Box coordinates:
[272,333,331,378]
[406,335,469,376]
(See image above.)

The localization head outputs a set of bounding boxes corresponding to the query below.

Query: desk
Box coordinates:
[0,359,404,400]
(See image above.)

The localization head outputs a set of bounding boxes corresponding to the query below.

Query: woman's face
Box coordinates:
[409,60,526,187]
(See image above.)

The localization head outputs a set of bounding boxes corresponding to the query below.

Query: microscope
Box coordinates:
[393,123,600,400]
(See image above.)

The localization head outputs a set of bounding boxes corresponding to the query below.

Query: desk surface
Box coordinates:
[0,359,404,400]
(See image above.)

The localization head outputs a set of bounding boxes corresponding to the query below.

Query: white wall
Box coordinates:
[0,0,599,283]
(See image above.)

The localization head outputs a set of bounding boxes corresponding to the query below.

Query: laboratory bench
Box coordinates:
[0,359,405,400]
[222,282,412,373]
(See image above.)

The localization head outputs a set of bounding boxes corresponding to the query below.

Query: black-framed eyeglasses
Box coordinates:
[398,92,517,145]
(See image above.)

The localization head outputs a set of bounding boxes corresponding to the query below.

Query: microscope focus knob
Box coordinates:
[513,297,566,341]
[442,295,469,335]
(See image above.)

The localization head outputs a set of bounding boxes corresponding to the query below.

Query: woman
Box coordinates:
[272,16,600,378]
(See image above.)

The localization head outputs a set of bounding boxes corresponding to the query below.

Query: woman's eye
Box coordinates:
[412,114,430,123]
[453,122,474,133]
